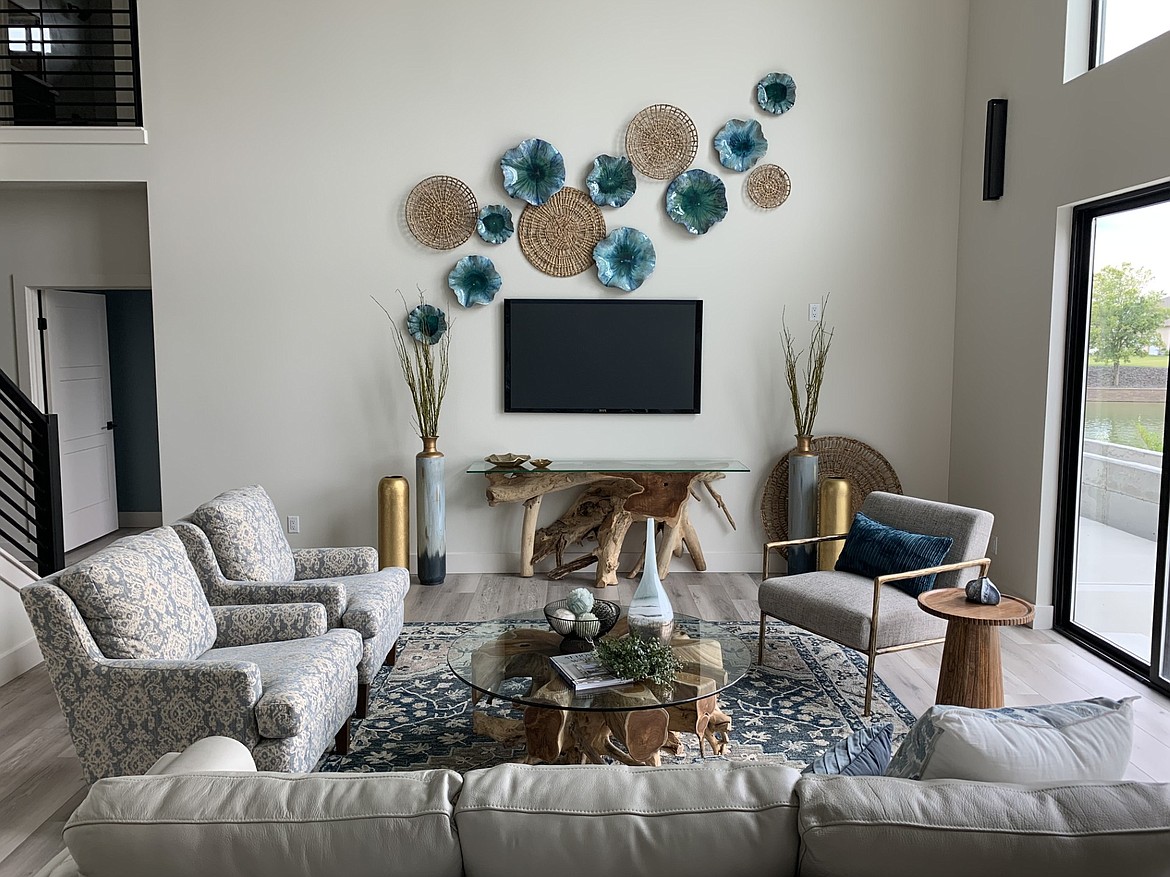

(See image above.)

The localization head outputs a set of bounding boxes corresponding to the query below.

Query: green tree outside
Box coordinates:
[1088,262,1167,386]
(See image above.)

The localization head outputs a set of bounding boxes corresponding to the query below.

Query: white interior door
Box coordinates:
[42,289,119,551]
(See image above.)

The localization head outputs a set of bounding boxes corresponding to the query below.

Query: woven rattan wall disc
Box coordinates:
[760,436,903,545]
[405,175,478,250]
[624,104,699,180]
[517,186,607,277]
[746,164,791,209]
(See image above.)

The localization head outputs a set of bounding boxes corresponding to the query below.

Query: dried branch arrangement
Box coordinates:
[375,289,451,439]
[781,294,833,437]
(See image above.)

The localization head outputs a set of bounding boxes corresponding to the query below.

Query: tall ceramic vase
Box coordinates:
[416,436,446,585]
[628,518,675,643]
[787,435,819,575]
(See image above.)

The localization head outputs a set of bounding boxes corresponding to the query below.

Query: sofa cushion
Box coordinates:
[455,762,801,877]
[885,697,1136,783]
[835,512,953,596]
[803,723,893,776]
[795,774,1170,877]
[57,527,216,660]
[191,486,295,582]
[64,770,464,877]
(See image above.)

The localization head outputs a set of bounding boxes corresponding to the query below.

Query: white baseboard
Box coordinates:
[0,636,43,687]
[1031,603,1055,630]
[119,512,164,528]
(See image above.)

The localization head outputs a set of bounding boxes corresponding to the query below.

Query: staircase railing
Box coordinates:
[0,368,63,577]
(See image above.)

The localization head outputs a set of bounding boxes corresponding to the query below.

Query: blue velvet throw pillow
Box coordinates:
[803,723,894,776]
[834,512,954,597]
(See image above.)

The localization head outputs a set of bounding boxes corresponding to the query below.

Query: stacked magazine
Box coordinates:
[550,652,634,691]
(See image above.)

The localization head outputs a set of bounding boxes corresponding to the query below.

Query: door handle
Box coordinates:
[105,421,117,431]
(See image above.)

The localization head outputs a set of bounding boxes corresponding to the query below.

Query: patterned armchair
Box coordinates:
[173,485,409,718]
[21,527,362,783]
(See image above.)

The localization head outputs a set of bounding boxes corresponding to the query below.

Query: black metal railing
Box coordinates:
[1,0,141,127]
[0,368,64,576]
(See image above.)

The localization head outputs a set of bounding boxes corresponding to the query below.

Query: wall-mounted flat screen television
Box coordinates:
[504,298,702,414]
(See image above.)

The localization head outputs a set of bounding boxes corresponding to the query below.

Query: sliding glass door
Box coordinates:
[1056,182,1170,694]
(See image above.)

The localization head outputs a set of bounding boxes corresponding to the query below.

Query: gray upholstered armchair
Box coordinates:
[172,485,409,718]
[758,491,993,715]
[20,527,361,782]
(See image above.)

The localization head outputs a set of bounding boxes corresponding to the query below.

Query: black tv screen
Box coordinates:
[504,298,702,414]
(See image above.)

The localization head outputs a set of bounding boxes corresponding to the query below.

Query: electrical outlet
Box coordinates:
[808,302,822,322]
[287,515,300,535]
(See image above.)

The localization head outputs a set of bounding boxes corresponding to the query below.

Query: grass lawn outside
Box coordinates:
[1089,355,1170,368]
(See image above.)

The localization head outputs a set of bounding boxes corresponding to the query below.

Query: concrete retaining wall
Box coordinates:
[1080,440,1162,540]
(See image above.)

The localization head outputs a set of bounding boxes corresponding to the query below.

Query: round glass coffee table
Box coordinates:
[447,611,752,765]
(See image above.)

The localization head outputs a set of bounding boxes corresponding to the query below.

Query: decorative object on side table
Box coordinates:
[476,204,514,244]
[665,169,728,235]
[781,295,833,574]
[713,118,768,172]
[500,138,567,206]
[404,175,478,250]
[586,154,637,208]
[965,575,1001,605]
[485,452,529,466]
[746,164,791,209]
[625,103,699,180]
[377,475,409,570]
[756,71,797,115]
[375,290,451,586]
[448,255,502,307]
[517,186,607,277]
[593,226,656,292]
[628,517,675,642]
[594,631,683,688]
[529,458,552,468]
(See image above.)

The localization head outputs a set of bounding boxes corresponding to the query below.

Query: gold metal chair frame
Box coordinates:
[760,533,991,715]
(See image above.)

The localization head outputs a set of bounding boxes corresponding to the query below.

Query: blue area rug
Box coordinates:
[317,620,917,774]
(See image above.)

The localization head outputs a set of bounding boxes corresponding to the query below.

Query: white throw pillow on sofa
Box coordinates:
[885,697,1137,783]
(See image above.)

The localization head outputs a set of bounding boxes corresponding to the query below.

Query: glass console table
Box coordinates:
[466,459,749,587]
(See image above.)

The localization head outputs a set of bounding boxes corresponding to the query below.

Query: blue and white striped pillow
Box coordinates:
[834,512,953,596]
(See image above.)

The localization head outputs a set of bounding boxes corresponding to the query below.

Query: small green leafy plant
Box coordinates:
[595,636,682,687]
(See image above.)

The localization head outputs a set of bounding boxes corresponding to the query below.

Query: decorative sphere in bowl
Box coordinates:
[544,598,620,640]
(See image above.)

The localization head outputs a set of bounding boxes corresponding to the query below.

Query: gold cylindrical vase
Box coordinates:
[817,477,852,571]
[378,475,410,570]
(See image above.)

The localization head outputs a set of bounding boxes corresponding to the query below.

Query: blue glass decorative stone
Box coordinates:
[664,169,728,235]
[500,138,566,206]
[476,204,514,245]
[586,154,637,208]
[714,118,768,172]
[405,303,448,345]
[757,72,797,115]
[592,227,656,292]
[447,255,502,308]
[964,576,1002,606]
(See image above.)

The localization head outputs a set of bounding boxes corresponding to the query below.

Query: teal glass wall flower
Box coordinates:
[756,72,797,115]
[714,118,768,172]
[500,138,566,206]
[665,169,728,235]
[477,204,514,244]
[593,227,656,292]
[586,154,637,208]
[447,255,502,308]
[405,303,448,345]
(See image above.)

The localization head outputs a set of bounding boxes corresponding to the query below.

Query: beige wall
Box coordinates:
[951,1,1170,617]
[1,0,969,574]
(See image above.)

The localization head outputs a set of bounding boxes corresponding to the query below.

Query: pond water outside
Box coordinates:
[1084,400,1166,450]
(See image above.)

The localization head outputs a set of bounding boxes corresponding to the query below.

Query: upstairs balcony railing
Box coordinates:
[1,0,141,127]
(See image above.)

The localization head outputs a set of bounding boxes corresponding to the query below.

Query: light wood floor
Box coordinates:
[3,571,1169,876]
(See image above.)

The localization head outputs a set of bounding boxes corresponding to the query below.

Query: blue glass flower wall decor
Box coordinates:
[665,169,728,235]
[713,118,768,172]
[500,138,566,206]
[593,227,656,292]
[405,303,448,345]
[586,154,637,208]
[477,204,514,244]
[756,72,797,115]
[447,255,502,307]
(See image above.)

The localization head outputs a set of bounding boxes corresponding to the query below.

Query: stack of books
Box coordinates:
[550,652,634,691]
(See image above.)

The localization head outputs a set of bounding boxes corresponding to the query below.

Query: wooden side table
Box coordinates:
[917,588,1035,709]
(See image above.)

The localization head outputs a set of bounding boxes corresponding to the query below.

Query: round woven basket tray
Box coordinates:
[760,435,903,545]
[517,186,607,277]
[624,104,699,181]
[746,164,791,209]
[405,175,478,250]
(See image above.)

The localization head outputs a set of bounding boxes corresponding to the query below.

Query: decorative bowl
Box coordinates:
[586,154,637,208]
[713,118,768,172]
[405,303,448,345]
[448,255,502,308]
[485,453,530,466]
[756,71,797,115]
[665,169,728,235]
[500,138,567,206]
[544,598,620,640]
[477,204,514,244]
[529,458,552,468]
[593,226,656,292]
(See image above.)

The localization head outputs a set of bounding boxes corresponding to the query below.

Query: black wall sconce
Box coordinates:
[983,98,1008,201]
